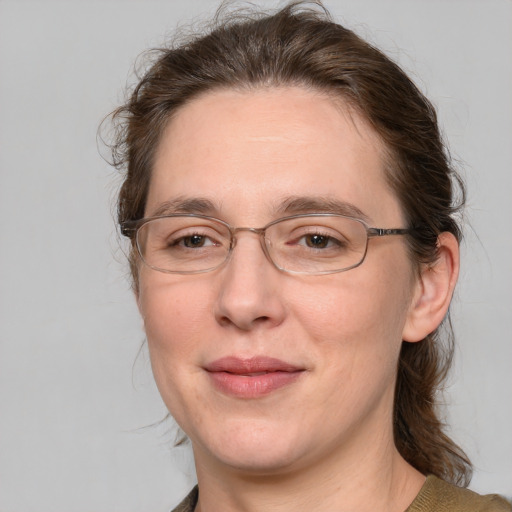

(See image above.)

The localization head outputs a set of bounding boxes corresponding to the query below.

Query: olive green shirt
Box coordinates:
[171,475,511,512]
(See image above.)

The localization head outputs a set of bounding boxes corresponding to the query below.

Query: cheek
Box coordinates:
[139,273,211,338]
[289,255,415,383]
[293,273,411,345]
[137,275,214,390]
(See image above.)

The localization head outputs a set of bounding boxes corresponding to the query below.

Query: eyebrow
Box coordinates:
[149,197,219,217]
[277,196,371,223]
[149,195,370,223]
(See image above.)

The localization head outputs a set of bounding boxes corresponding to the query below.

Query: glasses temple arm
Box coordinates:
[367,228,410,237]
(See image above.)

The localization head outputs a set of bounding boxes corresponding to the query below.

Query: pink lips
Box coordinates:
[204,356,304,398]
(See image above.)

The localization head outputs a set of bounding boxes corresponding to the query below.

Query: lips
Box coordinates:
[204,356,304,398]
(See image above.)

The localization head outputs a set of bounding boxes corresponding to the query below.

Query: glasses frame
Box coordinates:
[120,213,410,275]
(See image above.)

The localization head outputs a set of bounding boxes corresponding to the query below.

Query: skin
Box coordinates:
[136,86,459,512]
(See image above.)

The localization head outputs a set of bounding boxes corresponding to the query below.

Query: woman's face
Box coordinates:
[137,87,419,475]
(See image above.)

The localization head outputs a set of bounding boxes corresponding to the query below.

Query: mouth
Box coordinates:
[204,356,305,398]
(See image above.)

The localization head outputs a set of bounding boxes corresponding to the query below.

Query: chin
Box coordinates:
[193,417,309,475]
[214,447,304,476]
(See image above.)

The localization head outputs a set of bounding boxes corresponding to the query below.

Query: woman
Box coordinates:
[107,2,510,511]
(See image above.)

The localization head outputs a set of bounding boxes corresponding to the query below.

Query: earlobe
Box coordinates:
[402,232,460,343]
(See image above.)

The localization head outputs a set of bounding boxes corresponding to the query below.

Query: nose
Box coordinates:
[214,232,287,331]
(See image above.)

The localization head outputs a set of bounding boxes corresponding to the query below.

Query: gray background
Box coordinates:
[0,1,510,510]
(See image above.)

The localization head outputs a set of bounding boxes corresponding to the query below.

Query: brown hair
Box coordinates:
[106,1,471,485]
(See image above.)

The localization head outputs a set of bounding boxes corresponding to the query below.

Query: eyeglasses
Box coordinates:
[120,213,410,275]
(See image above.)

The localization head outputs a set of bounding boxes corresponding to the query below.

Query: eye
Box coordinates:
[169,231,220,249]
[152,222,227,251]
[178,234,217,248]
[301,233,337,249]
[289,229,348,251]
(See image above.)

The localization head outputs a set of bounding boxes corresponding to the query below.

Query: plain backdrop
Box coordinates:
[0,1,511,511]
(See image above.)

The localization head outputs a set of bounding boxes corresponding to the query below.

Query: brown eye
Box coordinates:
[305,234,330,248]
[182,235,208,248]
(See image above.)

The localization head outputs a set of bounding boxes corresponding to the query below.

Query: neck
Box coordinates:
[193,421,425,512]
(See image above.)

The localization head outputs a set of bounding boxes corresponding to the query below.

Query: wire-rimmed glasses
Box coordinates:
[121,213,410,275]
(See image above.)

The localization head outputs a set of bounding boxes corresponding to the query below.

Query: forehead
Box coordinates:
[148,86,402,224]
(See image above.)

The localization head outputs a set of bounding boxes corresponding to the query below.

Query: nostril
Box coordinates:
[253,315,271,324]
[217,313,271,330]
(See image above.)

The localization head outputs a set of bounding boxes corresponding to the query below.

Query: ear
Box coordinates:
[402,232,460,342]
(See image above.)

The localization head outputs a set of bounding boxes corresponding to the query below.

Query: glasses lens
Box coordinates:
[266,215,368,274]
[136,216,231,273]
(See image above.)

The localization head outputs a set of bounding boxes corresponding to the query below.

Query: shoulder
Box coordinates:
[170,486,198,512]
[407,475,511,512]
[171,480,511,512]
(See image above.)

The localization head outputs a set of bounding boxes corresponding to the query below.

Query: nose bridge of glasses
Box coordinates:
[231,226,265,235]
[229,226,267,248]
[227,226,275,267]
